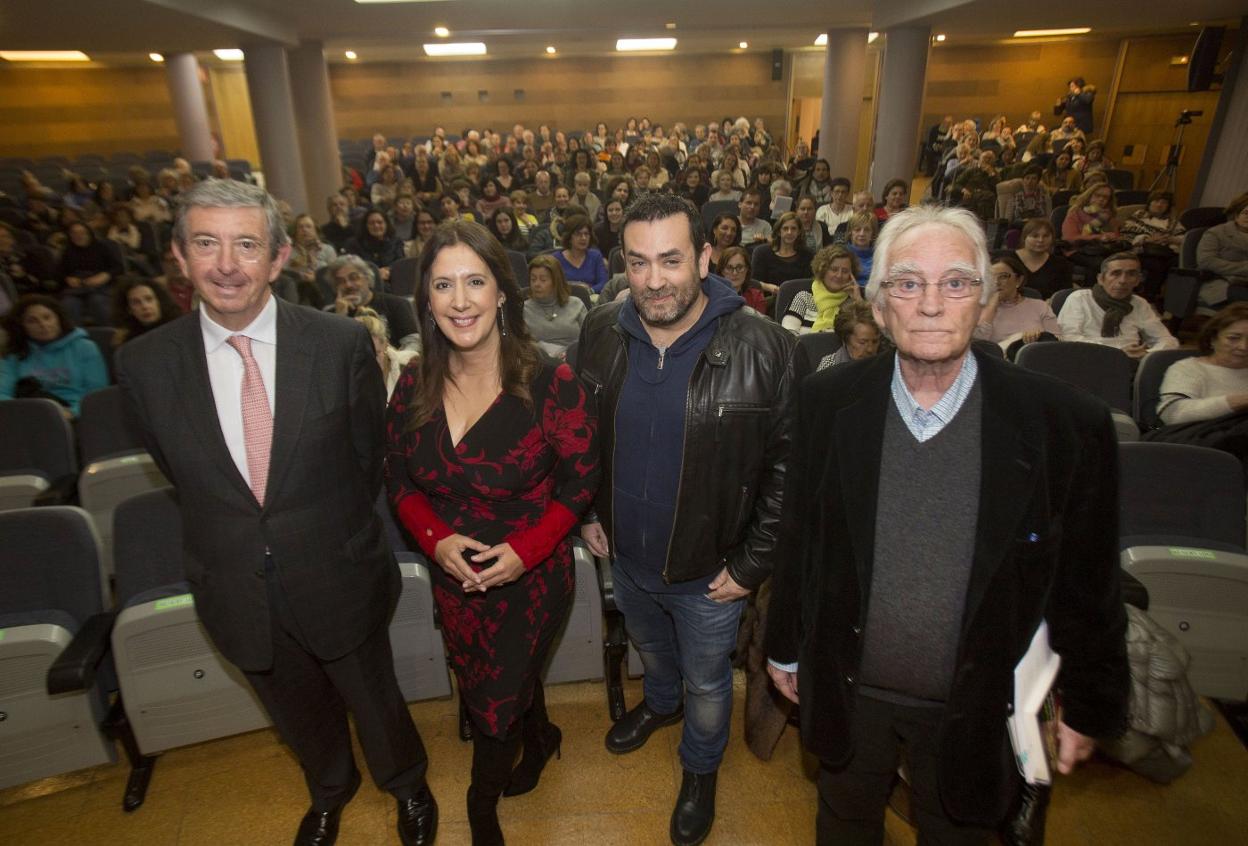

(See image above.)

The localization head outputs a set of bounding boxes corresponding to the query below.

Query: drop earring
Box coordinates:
[498,304,508,336]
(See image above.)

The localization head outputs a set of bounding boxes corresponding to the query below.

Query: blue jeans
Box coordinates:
[612,560,744,774]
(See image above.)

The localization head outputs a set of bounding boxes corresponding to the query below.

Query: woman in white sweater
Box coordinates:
[1157,303,1248,425]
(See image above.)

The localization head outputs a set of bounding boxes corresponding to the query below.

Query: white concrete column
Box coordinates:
[870,27,931,198]
[243,44,309,213]
[163,52,215,162]
[818,29,870,182]
[288,42,343,224]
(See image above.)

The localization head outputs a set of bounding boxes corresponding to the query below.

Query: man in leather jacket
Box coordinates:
[575,193,795,846]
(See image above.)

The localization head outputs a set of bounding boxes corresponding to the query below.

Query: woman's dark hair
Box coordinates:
[989,250,1030,281]
[1023,164,1044,179]
[363,209,394,239]
[1020,217,1055,241]
[604,176,633,209]
[559,214,595,250]
[487,206,526,250]
[1146,191,1174,217]
[710,214,741,247]
[111,276,181,345]
[882,178,909,200]
[410,220,538,428]
[3,294,73,358]
[770,211,801,252]
[1197,302,1248,355]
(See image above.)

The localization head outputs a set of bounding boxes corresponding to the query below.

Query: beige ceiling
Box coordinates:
[0,0,1241,65]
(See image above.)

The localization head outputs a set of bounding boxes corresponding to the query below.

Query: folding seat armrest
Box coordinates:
[33,473,78,506]
[1119,569,1149,611]
[596,553,617,612]
[47,610,116,695]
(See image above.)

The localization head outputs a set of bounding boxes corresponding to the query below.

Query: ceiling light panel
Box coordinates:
[616,38,677,52]
[423,42,486,56]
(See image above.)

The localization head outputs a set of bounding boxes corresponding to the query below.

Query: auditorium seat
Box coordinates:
[109,488,271,808]
[1104,169,1135,191]
[77,386,169,578]
[543,539,606,685]
[0,507,117,790]
[1133,348,1200,431]
[1016,340,1139,439]
[794,331,843,378]
[85,326,117,381]
[700,199,738,231]
[1118,442,1248,700]
[0,398,78,510]
[389,255,420,299]
[1180,227,1209,272]
[389,552,454,702]
[608,245,625,275]
[595,544,643,722]
[1179,207,1226,230]
[772,278,812,323]
[505,248,529,289]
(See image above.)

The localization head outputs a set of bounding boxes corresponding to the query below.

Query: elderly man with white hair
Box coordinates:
[766,204,1129,845]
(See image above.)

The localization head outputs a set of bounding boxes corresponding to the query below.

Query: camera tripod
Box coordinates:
[1149,113,1194,194]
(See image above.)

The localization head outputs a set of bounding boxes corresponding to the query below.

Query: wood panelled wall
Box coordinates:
[328,53,786,141]
[0,66,179,157]
[920,40,1121,138]
[1103,34,1224,205]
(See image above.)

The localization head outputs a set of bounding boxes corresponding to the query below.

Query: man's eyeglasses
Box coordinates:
[881,275,982,300]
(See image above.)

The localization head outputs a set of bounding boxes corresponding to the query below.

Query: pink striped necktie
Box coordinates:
[226,335,273,506]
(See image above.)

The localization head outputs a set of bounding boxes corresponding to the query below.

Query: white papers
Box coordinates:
[1008,620,1061,785]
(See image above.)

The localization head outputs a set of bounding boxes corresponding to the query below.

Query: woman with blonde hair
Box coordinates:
[782,245,862,335]
[354,307,418,400]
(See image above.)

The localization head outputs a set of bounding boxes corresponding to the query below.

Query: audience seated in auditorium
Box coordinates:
[0,222,54,297]
[716,246,769,314]
[1057,252,1177,359]
[554,214,608,293]
[816,299,883,371]
[795,196,830,253]
[1078,140,1114,175]
[344,209,405,282]
[128,179,172,224]
[877,179,911,222]
[486,206,528,254]
[110,276,182,348]
[708,170,742,204]
[322,193,357,253]
[738,189,772,245]
[523,254,587,359]
[1197,191,1248,310]
[354,306,417,401]
[1001,166,1053,227]
[571,171,601,222]
[1122,190,1185,301]
[0,293,108,417]
[1043,148,1083,195]
[782,245,862,335]
[1062,183,1125,272]
[1015,218,1074,298]
[953,150,1001,221]
[802,159,834,205]
[753,211,812,286]
[387,195,418,243]
[593,198,625,258]
[708,213,742,268]
[813,177,853,233]
[59,220,123,326]
[325,254,419,350]
[974,252,1061,358]
[285,213,338,304]
[845,211,877,286]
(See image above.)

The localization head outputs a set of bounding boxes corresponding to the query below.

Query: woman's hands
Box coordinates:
[433,533,490,588]
[467,542,526,591]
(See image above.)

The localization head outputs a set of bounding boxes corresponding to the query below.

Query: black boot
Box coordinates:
[468,731,522,846]
[504,680,562,797]
[670,769,717,846]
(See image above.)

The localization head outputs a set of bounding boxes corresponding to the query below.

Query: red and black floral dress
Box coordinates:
[384,362,599,738]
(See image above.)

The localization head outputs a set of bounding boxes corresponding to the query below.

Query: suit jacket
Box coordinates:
[765,350,1129,826]
[116,298,398,672]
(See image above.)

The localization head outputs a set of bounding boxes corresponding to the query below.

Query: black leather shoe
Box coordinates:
[396,784,439,846]
[605,702,683,755]
[294,772,360,846]
[669,769,717,846]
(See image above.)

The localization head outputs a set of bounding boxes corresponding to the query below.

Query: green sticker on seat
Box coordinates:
[154,595,194,611]
[1168,548,1217,560]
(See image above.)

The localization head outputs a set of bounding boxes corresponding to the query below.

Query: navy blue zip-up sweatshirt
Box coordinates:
[613,275,744,592]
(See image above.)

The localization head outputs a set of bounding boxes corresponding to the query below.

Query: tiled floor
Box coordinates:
[2,673,1245,845]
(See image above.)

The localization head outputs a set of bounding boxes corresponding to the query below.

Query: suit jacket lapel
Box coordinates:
[264,300,314,510]
[961,354,1042,637]
[172,314,256,504]
[836,355,894,593]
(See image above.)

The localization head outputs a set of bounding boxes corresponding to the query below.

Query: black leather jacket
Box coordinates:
[574,298,796,589]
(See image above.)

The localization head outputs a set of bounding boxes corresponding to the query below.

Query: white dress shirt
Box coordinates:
[200,295,278,484]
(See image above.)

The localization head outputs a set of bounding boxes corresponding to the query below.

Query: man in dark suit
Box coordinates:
[116,180,437,846]
[766,204,1129,845]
